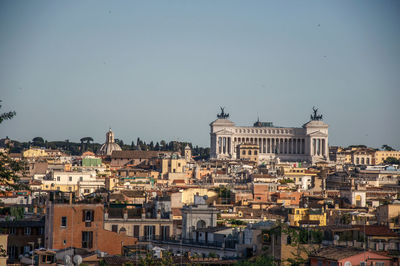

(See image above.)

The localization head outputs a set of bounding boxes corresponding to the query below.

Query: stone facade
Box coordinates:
[182,195,219,240]
[210,109,329,163]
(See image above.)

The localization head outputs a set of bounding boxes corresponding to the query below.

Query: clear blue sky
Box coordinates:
[1,1,399,148]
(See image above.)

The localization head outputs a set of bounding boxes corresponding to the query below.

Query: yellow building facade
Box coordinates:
[23,148,48,158]
[161,156,187,176]
[237,144,259,163]
[374,150,400,165]
[288,208,327,227]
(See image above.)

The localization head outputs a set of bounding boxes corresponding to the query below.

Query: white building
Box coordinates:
[41,170,105,196]
[210,107,329,163]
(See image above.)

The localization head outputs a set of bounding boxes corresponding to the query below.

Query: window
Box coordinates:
[360,262,366,266]
[82,231,93,249]
[68,187,72,191]
[112,225,118,232]
[39,227,44,235]
[144,225,155,240]
[83,210,94,222]
[317,261,323,266]
[69,176,72,181]
[80,176,83,182]
[9,227,16,235]
[248,150,252,155]
[84,189,90,193]
[57,176,60,181]
[61,216,67,227]
[375,262,384,266]
[242,151,246,155]
[255,150,258,155]
[133,225,140,238]
[24,227,31,235]
[9,246,16,259]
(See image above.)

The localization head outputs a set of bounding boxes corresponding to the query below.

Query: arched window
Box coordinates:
[361,158,365,165]
[242,150,246,155]
[196,220,206,229]
[356,158,359,165]
[248,150,252,155]
[255,150,258,155]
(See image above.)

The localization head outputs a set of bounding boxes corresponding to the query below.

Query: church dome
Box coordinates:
[98,128,122,156]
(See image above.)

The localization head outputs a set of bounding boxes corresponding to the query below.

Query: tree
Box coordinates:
[0,102,27,192]
[32,137,45,146]
[80,137,94,152]
[382,144,394,151]
[0,100,16,124]
[0,102,28,258]
[384,157,400,165]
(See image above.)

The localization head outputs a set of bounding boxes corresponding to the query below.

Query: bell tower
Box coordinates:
[184,145,192,162]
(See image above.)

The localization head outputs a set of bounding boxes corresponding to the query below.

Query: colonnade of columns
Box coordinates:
[216,135,328,158]
[236,137,306,155]
[217,136,232,155]
[311,138,327,157]
[216,136,306,155]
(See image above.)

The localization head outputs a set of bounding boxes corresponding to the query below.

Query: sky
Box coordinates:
[0,0,399,149]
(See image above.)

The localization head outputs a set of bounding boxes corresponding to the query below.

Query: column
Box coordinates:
[285,139,288,154]
[223,137,227,154]
[325,138,329,158]
[322,139,325,157]
[228,137,231,156]
[276,138,279,154]
[313,138,316,155]
[264,138,266,153]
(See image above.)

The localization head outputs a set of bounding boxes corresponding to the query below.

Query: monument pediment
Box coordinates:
[307,131,327,137]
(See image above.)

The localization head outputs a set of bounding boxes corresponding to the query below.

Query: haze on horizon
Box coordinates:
[0,1,399,149]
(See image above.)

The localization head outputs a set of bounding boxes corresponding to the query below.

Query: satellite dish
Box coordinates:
[73,255,82,265]
[63,255,71,265]
[334,235,340,241]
